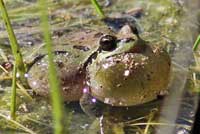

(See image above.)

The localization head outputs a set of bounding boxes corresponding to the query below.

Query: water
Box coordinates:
[156,1,200,134]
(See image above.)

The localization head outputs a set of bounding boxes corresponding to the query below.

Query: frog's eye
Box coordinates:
[99,35,117,51]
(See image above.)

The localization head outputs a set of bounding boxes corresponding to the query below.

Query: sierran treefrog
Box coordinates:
[27,24,171,107]
[27,27,108,101]
[78,25,171,134]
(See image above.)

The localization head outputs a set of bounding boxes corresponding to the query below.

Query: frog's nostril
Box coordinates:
[99,35,117,51]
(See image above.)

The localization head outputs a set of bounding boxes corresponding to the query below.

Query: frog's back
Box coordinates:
[27,27,109,101]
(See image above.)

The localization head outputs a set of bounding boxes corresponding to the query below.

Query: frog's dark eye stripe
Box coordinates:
[99,35,117,51]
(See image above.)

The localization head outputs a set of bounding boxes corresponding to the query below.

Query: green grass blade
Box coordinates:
[91,0,105,18]
[38,1,64,134]
[10,62,17,120]
[0,64,33,101]
[0,113,36,134]
[0,0,27,86]
[193,35,200,51]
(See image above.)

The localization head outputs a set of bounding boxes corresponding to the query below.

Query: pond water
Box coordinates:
[0,0,200,134]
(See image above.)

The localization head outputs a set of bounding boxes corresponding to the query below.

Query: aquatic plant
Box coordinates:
[0,112,36,134]
[0,0,33,121]
[10,62,17,120]
[0,0,27,86]
[38,0,65,134]
[193,35,200,51]
[91,0,105,18]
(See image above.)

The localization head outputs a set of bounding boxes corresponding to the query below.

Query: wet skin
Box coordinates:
[78,25,171,134]
[27,25,171,134]
[27,25,171,107]
[27,27,107,101]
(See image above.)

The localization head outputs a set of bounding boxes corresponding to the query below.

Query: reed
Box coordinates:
[0,113,36,134]
[193,35,200,51]
[38,1,64,134]
[10,62,17,120]
[0,0,27,86]
[91,0,105,18]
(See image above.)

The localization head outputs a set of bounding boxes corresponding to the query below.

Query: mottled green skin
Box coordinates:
[28,50,86,101]
[88,40,171,106]
[28,26,171,105]
[27,28,103,101]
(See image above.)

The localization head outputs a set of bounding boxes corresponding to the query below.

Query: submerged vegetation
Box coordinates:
[0,0,199,134]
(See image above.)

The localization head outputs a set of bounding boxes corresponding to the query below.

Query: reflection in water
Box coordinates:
[157,0,200,134]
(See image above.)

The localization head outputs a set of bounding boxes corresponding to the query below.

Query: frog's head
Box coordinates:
[97,24,144,57]
[81,24,144,70]
[85,24,171,107]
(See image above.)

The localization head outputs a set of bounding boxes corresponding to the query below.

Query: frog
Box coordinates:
[26,23,171,133]
[26,24,137,101]
[27,26,111,101]
[27,23,171,120]
[78,24,171,133]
